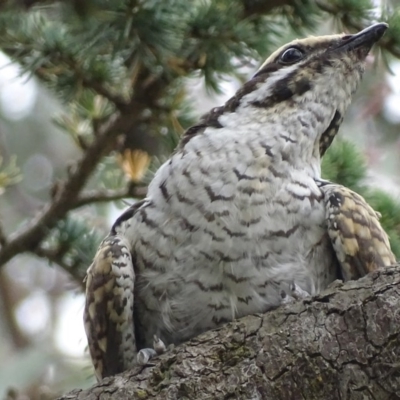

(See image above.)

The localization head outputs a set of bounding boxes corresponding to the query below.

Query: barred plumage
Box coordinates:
[84,23,394,380]
[318,180,395,280]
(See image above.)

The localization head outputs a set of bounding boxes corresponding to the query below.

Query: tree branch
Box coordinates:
[0,220,7,246]
[73,186,147,209]
[59,266,400,400]
[0,269,30,349]
[33,246,86,289]
[34,62,129,111]
[0,113,129,268]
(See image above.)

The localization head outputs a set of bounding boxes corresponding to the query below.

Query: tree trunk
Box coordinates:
[60,267,400,400]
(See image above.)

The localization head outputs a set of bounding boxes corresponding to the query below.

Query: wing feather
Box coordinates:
[83,202,144,380]
[319,182,396,281]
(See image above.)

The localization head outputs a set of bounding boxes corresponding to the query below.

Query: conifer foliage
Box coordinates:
[0,0,399,396]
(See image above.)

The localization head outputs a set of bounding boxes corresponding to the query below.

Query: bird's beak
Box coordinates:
[335,23,388,52]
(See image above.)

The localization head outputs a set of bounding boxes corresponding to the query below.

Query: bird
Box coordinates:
[84,22,395,381]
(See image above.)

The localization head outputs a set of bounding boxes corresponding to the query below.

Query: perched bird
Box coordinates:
[84,23,395,381]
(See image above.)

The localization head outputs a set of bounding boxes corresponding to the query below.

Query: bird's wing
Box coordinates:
[84,201,143,381]
[318,181,396,281]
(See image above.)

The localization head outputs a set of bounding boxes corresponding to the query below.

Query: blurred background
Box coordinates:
[0,0,399,398]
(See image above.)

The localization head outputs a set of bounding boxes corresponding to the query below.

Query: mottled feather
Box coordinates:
[318,180,396,280]
[84,235,136,380]
[83,24,390,381]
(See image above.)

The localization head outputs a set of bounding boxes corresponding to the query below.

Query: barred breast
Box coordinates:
[123,122,339,349]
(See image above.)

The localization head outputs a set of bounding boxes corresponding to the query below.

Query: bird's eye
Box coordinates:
[279,47,304,64]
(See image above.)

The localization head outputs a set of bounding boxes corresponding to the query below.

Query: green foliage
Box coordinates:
[322,139,367,192]
[0,1,399,395]
[279,0,320,32]
[385,8,400,55]
[53,92,115,149]
[0,0,399,276]
[364,190,400,258]
[323,139,400,259]
[88,155,129,195]
[43,217,103,281]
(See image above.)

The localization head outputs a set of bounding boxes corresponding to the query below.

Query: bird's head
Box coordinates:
[184,23,387,159]
[249,22,388,156]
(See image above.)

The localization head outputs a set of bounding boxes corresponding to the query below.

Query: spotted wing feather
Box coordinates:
[84,234,136,381]
[319,182,396,281]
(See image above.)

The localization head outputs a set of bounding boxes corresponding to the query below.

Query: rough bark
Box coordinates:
[60,267,400,400]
